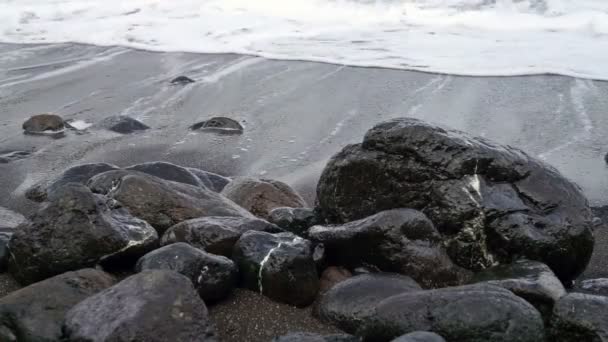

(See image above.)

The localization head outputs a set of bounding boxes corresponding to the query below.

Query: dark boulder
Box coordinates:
[0,207,26,272]
[549,293,608,341]
[309,209,470,288]
[470,259,565,319]
[93,115,149,134]
[269,207,319,237]
[319,266,353,293]
[190,117,244,134]
[22,113,64,136]
[25,162,120,202]
[171,76,195,84]
[136,242,238,303]
[0,269,114,342]
[316,118,594,282]
[187,167,231,192]
[575,278,608,296]
[161,216,281,257]
[222,177,307,219]
[232,231,319,307]
[315,273,421,334]
[88,170,253,234]
[9,184,158,284]
[358,284,545,342]
[126,161,203,187]
[272,332,361,342]
[391,332,446,342]
[63,270,217,341]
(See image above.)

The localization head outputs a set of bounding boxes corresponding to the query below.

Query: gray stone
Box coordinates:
[391,332,446,342]
[269,207,319,237]
[190,117,243,134]
[549,292,608,341]
[93,115,149,134]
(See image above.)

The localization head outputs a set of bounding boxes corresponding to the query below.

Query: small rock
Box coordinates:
[391,332,446,342]
[0,150,32,164]
[272,332,361,342]
[358,284,545,342]
[319,266,353,293]
[126,161,203,187]
[575,278,608,296]
[136,242,238,303]
[309,209,470,288]
[232,231,319,307]
[93,115,149,134]
[190,117,244,134]
[470,259,566,319]
[550,292,608,341]
[9,184,158,284]
[161,216,281,257]
[63,270,217,342]
[171,76,195,84]
[0,207,26,272]
[222,177,307,219]
[0,269,114,342]
[22,113,64,136]
[187,167,231,192]
[269,207,319,237]
[315,273,421,334]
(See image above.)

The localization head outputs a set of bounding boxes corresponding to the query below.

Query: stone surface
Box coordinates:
[93,115,150,134]
[161,216,281,257]
[0,269,114,342]
[309,209,470,288]
[171,75,195,84]
[9,183,158,284]
[319,266,353,293]
[0,150,32,164]
[126,161,203,187]
[63,270,217,342]
[391,332,446,342]
[316,118,594,282]
[272,332,360,342]
[136,242,238,303]
[358,284,545,342]
[470,259,566,319]
[315,273,421,334]
[269,207,319,237]
[232,231,319,307]
[222,177,307,219]
[22,113,64,133]
[0,207,25,272]
[550,292,608,342]
[187,167,231,192]
[190,117,244,134]
[575,278,608,296]
[88,170,253,234]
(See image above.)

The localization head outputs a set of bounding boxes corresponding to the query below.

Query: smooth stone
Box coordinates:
[171,75,195,84]
[0,207,26,272]
[161,216,281,257]
[319,266,353,293]
[269,207,319,237]
[549,292,608,341]
[391,332,446,342]
[22,113,64,133]
[126,161,203,187]
[189,117,244,134]
[136,242,238,303]
[63,270,217,342]
[272,332,361,342]
[93,115,150,134]
[0,269,114,342]
[187,167,231,192]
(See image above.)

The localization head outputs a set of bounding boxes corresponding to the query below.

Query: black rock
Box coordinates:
[187,167,231,192]
[358,284,545,342]
[575,278,608,296]
[88,170,254,235]
[269,207,319,237]
[391,332,446,342]
[94,115,150,134]
[8,184,158,285]
[161,216,281,257]
[190,117,244,134]
[0,207,26,272]
[549,292,608,341]
[315,273,421,334]
[272,332,361,342]
[136,242,238,303]
[232,231,319,307]
[319,266,353,293]
[0,150,32,164]
[63,270,217,341]
[25,162,120,202]
[309,209,470,288]
[0,269,114,342]
[22,113,65,136]
[126,161,204,187]
[470,259,566,320]
[316,118,594,283]
[221,177,308,219]
[171,76,195,84]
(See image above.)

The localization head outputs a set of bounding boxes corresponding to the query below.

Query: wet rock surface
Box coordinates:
[575,278,608,296]
[232,231,319,307]
[22,113,64,136]
[161,216,281,257]
[93,115,150,134]
[0,269,114,342]
[315,273,422,334]
[126,161,204,187]
[272,332,361,342]
[187,167,231,192]
[269,207,319,237]
[309,209,470,288]
[391,332,446,342]
[63,270,217,342]
[0,207,25,272]
[88,170,253,234]
[358,284,545,342]
[316,118,594,283]
[549,292,608,342]
[9,183,158,284]
[136,242,238,303]
[171,75,195,84]
[222,177,307,219]
[190,117,244,134]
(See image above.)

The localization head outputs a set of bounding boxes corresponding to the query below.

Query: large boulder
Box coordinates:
[221,177,307,219]
[8,184,158,284]
[93,115,149,134]
[316,118,594,282]
[309,209,470,288]
[161,216,281,257]
[136,242,238,303]
[232,231,319,307]
[187,167,231,192]
[0,207,26,271]
[470,259,565,319]
[269,207,319,237]
[315,273,421,334]
[0,269,114,342]
[63,270,217,341]
[272,332,360,342]
[88,170,253,234]
[358,284,545,342]
[126,161,203,187]
[549,293,608,341]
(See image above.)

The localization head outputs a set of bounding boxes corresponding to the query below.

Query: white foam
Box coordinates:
[1,1,608,80]
[68,120,92,130]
